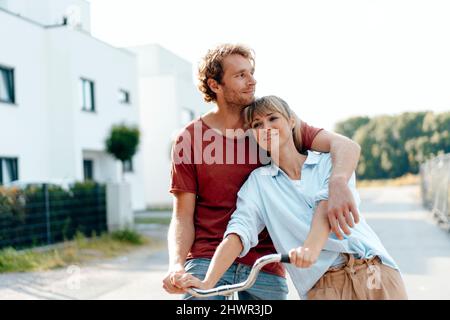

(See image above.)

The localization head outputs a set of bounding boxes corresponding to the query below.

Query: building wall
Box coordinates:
[139,76,178,206]
[46,27,145,209]
[0,8,146,210]
[130,44,210,207]
[1,5,211,209]
[0,9,50,181]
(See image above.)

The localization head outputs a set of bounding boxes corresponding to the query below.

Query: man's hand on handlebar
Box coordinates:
[162,264,188,294]
[173,273,212,290]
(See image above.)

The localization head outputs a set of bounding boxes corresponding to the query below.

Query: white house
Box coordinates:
[128,44,209,208]
[0,0,146,210]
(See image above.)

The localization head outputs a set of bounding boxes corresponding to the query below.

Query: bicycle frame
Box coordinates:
[186,253,291,300]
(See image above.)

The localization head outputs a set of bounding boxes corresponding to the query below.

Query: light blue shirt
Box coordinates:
[224,151,399,300]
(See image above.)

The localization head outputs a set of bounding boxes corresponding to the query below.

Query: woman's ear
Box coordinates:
[290,118,296,130]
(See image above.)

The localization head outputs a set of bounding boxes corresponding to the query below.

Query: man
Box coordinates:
[163,44,361,299]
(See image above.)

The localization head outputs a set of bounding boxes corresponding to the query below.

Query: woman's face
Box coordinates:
[250,111,294,152]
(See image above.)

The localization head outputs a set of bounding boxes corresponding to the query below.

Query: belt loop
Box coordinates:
[344,254,356,275]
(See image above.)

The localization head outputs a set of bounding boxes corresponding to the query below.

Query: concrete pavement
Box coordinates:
[359,186,450,299]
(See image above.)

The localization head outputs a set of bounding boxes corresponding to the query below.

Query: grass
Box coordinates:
[357,173,420,188]
[0,230,154,273]
[135,216,171,225]
[141,205,172,212]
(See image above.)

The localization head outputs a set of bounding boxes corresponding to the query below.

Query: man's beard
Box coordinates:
[224,91,255,108]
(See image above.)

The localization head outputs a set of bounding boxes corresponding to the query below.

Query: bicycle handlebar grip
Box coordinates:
[280,254,291,263]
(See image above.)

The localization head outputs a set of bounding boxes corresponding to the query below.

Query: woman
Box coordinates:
[175,96,408,300]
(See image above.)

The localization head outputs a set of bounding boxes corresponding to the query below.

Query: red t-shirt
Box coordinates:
[170,118,323,277]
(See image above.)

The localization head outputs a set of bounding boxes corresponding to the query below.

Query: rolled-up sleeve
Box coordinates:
[223,175,266,258]
[313,154,361,209]
[313,188,330,208]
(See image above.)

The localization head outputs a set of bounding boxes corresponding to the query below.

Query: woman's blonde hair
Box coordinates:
[244,95,303,152]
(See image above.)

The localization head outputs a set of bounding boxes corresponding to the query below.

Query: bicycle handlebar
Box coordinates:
[186,253,291,298]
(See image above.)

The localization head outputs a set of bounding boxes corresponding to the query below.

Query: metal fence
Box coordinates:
[0,183,107,250]
[420,153,450,229]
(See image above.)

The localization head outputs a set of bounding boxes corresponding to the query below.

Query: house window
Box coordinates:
[80,78,95,112]
[0,66,15,104]
[0,157,19,185]
[83,159,94,181]
[123,159,133,173]
[118,89,130,104]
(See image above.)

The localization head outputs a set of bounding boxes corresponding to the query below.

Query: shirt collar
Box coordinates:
[303,151,321,165]
[268,151,321,177]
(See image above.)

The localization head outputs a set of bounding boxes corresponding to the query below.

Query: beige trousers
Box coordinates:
[307,254,408,300]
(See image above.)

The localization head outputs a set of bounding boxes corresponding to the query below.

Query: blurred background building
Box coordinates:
[129,44,208,207]
[0,0,208,210]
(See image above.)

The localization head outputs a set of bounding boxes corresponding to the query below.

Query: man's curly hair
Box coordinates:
[197,44,255,103]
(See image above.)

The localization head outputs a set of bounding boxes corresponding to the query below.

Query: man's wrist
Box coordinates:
[329,174,347,185]
[169,262,185,272]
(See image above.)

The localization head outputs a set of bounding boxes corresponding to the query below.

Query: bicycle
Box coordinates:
[185,253,291,300]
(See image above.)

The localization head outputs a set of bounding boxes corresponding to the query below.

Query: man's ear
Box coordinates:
[207,78,220,94]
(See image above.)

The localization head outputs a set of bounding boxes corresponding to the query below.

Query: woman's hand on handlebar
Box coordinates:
[288,247,320,268]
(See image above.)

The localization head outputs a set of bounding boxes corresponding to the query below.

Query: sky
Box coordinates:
[87,0,450,131]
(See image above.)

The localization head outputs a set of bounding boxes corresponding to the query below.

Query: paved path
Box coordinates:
[358,186,450,299]
[1,185,449,299]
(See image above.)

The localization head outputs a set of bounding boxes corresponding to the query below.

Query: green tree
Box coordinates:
[334,116,370,139]
[405,112,450,173]
[105,124,140,179]
[394,112,427,143]
[353,115,408,179]
[341,111,449,180]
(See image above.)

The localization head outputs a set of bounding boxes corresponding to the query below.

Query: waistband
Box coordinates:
[327,254,381,273]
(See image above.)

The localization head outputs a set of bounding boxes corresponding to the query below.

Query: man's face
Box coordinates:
[217,54,257,107]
